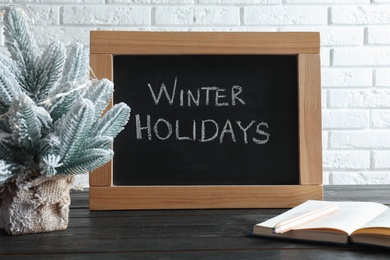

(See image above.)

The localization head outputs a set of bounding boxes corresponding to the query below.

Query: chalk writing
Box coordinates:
[147,77,246,107]
[136,77,270,145]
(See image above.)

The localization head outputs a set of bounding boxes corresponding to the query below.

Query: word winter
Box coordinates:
[147,77,246,107]
[135,115,270,145]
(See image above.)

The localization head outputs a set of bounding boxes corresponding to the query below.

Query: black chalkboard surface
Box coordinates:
[113,55,299,186]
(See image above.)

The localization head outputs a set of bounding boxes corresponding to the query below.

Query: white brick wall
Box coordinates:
[1,0,390,186]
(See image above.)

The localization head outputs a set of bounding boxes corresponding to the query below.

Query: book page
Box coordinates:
[257,200,388,235]
[257,200,339,230]
[353,209,390,234]
[299,201,388,234]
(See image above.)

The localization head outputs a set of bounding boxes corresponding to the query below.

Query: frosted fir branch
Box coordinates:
[2,7,38,56]
[3,7,39,93]
[35,41,66,100]
[0,116,11,133]
[0,62,23,112]
[0,133,20,161]
[41,80,93,106]
[8,94,42,152]
[0,5,35,26]
[83,79,114,123]
[0,53,28,94]
[0,160,15,185]
[57,98,95,165]
[62,42,88,84]
[42,81,92,122]
[84,136,113,150]
[0,132,29,166]
[58,148,113,175]
[35,106,52,136]
[93,103,131,138]
[40,154,63,177]
[39,133,61,157]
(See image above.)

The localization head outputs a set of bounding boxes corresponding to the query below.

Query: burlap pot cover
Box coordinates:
[0,174,74,235]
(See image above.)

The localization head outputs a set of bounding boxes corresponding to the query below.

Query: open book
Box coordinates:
[253,200,390,248]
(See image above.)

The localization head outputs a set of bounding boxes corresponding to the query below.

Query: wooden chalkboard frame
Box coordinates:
[89,31,322,210]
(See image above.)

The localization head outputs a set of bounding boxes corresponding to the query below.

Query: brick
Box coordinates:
[1,0,33,2]
[321,27,364,46]
[321,68,372,87]
[39,0,105,3]
[243,6,327,25]
[154,6,239,25]
[322,89,327,108]
[328,89,390,108]
[367,27,390,45]
[333,47,390,66]
[285,0,369,3]
[323,151,370,170]
[372,110,390,128]
[321,48,330,67]
[27,5,59,25]
[322,172,330,185]
[373,151,390,169]
[62,6,150,25]
[375,69,390,87]
[199,0,280,3]
[329,172,390,184]
[33,26,92,47]
[107,0,193,3]
[218,27,277,32]
[329,131,390,149]
[322,110,369,129]
[331,6,390,25]
[323,131,328,149]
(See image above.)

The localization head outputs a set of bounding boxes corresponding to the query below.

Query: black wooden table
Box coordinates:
[1,186,390,259]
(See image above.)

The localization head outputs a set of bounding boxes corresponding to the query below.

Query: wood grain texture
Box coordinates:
[89,54,113,187]
[1,186,390,259]
[298,54,322,185]
[90,54,113,80]
[90,31,320,55]
[89,185,323,210]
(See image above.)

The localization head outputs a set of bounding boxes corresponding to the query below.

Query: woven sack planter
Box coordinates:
[0,173,74,235]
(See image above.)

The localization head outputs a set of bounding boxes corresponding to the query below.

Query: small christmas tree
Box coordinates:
[0,7,130,183]
[0,7,130,235]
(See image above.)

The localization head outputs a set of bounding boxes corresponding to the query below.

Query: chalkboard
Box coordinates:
[89,31,323,210]
[113,55,299,185]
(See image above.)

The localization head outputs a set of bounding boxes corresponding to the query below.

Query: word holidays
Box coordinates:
[135,115,270,145]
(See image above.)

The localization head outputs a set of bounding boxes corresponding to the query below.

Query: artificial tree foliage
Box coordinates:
[0,7,130,184]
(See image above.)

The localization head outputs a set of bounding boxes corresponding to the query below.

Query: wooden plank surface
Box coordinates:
[90,31,320,55]
[89,185,323,210]
[1,186,390,259]
[298,54,322,184]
